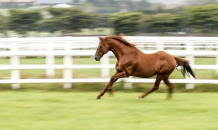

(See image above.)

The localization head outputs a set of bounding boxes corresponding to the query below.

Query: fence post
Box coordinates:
[63,41,72,88]
[11,41,20,89]
[101,53,109,78]
[124,76,132,88]
[185,41,195,89]
[156,41,164,51]
[46,42,55,78]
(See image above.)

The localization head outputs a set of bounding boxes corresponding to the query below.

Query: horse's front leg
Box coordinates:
[96,71,128,99]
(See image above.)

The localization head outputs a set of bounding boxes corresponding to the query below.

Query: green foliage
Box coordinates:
[8,9,42,36]
[146,13,183,33]
[44,8,95,34]
[138,14,152,33]
[37,18,60,33]
[187,0,217,6]
[2,3,218,35]
[0,13,9,36]
[94,14,112,28]
[136,9,154,14]
[111,12,142,35]
[186,5,218,33]
[138,6,186,15]
[47,8,71,16]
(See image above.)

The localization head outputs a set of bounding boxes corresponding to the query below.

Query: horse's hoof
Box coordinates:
[137,96,142,99]
[108,92,113,96]
[95,97,101,99]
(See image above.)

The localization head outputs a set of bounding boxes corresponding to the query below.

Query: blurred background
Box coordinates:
[0,0,217,92]
[0,1,218,130]
[0,0,218,37]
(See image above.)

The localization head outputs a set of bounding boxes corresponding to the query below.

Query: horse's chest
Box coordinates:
[116,57,133,72]
[116,62,127,72]
[116,63,123,71]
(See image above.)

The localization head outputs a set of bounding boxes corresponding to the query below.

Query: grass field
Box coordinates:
[0,92,217,130]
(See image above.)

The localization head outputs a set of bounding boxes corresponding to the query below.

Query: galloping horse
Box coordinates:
[94,34,196,99]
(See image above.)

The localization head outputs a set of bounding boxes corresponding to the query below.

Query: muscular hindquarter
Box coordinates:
[130,51,176,78]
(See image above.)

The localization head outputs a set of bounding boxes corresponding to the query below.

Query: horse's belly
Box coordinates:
[131,69,157,78]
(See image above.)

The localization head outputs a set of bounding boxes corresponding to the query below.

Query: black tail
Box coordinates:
[174,56,196,78]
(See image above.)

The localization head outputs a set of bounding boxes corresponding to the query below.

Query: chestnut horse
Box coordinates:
[94,35,195,99]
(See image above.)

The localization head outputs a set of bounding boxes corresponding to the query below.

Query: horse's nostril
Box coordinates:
[95,55,101,61]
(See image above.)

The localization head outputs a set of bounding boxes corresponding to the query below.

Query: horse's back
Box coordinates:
[152,51,175,61]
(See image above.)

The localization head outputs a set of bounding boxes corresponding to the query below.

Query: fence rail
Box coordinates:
[0,37,218,89]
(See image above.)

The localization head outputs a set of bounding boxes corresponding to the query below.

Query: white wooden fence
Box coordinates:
[0,37,218,89]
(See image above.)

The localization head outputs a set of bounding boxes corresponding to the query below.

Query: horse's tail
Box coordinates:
[174,56,196,78]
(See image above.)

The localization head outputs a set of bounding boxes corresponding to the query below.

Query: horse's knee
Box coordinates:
[169,87,173,91]
[168,86,173,91]
[153,87,159,90]
[111,76,117,81]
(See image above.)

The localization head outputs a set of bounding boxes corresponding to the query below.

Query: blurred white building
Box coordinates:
[52,4,72,8]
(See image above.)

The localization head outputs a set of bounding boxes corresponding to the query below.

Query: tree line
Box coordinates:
[1,4,218,37]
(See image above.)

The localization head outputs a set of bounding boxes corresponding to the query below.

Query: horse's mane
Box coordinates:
[106,34,136,48]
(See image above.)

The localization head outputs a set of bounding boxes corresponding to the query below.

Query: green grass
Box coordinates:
[0,92,217,130]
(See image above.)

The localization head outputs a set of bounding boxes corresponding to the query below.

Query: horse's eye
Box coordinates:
[100,46,103,49]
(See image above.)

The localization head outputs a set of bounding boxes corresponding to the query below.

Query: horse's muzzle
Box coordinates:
[95,55,101,61]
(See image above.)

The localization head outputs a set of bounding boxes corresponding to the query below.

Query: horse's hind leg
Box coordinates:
[138,74,164,99]
[163,77,173,100]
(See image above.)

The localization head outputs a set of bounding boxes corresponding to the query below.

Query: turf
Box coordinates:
[0,92,217,130]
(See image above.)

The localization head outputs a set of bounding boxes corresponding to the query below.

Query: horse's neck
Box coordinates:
[109,40,133,60]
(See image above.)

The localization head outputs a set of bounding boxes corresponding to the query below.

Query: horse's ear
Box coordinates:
[119,33,125,36]
[98,37,103,41]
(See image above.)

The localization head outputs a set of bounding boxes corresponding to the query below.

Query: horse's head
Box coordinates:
[95,37,110,61]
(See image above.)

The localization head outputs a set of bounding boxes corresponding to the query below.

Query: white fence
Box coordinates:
[0,37,218,89]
